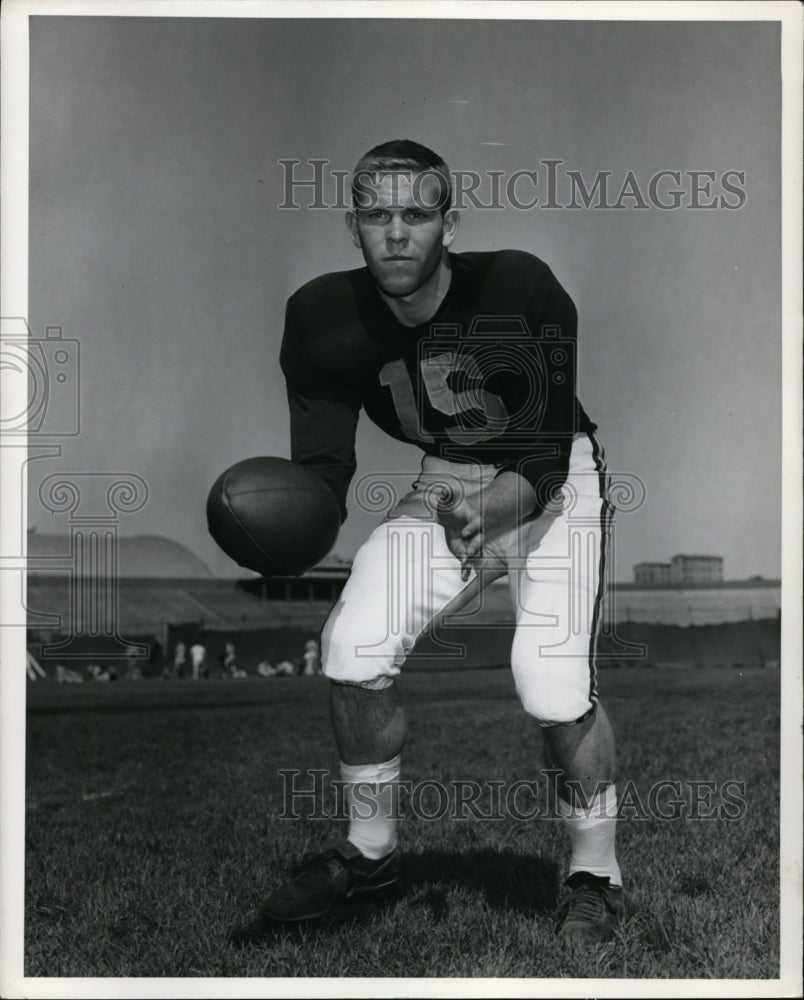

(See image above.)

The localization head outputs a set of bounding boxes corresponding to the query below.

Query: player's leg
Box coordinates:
[230,470,486,942]
[322,507,480,857]
[541,700,615,804]
[330,682,405,764]
[503,434,623,946]
[321,459,504,858]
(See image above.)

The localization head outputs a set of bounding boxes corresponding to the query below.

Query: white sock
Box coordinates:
[557,783,622,886]
[340,755,401,860]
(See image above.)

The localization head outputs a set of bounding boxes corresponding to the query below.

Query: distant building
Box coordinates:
[634,554,724,585]
[634,562,672,585]
[670,554,723,584]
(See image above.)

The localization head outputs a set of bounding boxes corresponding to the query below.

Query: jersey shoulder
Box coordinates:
[454,248,552,279]
[286,267,370,335]
[456,250,577,336]
[452,249,557,313]
[282,268,378,384]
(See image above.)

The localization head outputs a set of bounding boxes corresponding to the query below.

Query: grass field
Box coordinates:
[24,666,780,980]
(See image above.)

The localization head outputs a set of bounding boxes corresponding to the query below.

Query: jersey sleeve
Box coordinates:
[494,268,579,511]
[279,303,361,523]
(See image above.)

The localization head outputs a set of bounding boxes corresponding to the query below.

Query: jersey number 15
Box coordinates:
[379,353,509,446]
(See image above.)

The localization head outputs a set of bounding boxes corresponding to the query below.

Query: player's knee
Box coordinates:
[320,605,355,682]
[321,652,394,689]
[320,601,399,688]
[510,645,594,726]
[322,653,396,689]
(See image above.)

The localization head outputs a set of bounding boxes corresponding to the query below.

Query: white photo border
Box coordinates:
[1,2,801,998]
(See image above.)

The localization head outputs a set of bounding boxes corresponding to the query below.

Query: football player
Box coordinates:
[231,140,624,950]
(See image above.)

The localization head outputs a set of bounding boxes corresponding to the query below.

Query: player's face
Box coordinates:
[346,172,459,299]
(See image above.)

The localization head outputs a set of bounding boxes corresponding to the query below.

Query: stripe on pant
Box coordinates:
[587,430,613,707]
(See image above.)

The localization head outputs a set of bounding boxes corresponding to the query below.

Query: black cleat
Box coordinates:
[229,839,400,946]
[554,871,625,948]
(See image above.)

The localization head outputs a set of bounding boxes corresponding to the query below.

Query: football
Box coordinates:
[206,456,341,577]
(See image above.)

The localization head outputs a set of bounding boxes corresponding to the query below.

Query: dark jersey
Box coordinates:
[280,249,596,521]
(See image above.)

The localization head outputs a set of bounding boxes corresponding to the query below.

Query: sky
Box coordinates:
[22,12,784,581]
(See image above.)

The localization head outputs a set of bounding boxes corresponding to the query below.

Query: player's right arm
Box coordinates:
[279,301,361,523]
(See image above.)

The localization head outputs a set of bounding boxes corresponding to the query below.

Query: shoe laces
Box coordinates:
[564,886,606,922]
[273,850,346,900]
[558,873,611,926]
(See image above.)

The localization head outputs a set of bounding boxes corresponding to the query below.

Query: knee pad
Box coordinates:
[321,599,401,689]
[510,635,596,726]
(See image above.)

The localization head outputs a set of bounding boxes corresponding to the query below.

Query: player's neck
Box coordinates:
[377,255,452,328]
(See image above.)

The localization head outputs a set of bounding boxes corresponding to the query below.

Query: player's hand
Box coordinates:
[433,472,539,582]
[435,490,484,581]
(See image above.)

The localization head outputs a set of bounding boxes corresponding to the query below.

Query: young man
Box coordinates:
[232,140,624,949]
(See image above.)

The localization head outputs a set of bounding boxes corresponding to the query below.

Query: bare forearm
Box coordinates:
[479,471,538,537]
[435,471,538,581]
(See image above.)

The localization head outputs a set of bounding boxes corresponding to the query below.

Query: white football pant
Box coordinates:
[322,433,611,726]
